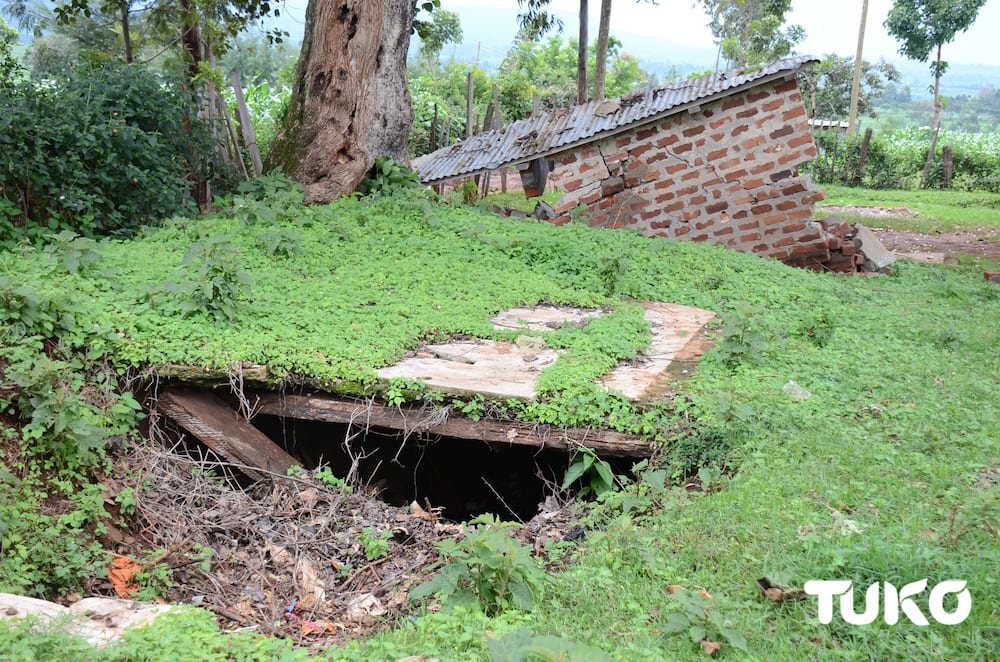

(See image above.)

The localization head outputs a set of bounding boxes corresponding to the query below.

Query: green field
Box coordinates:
[1,183,998,660]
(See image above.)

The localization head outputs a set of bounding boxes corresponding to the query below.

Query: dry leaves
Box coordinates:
[107,556,140,599]
[700,639,722,656]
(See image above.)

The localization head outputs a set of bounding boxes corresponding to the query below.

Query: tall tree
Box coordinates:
[884,0,987,187]
[592,0,611,100]
[799,54,899,121]
[267,0,418,203]
[698,0,804,68]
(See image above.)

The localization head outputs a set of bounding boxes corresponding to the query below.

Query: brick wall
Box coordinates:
[545,77,831,266]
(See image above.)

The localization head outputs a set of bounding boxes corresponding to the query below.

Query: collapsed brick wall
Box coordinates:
[544,77,832,267]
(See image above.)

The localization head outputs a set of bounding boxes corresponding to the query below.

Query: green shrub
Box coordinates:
[0,54,229,244]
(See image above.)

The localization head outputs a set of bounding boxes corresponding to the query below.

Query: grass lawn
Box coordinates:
[817,184,1000,235]
[1,181,998,660]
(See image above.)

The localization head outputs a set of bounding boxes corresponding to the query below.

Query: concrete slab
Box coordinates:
[0,593,176,648]
[854,224,896,271]
[377,302,715,403]
[600,302,717,401]
[376,339,560,400]
[490,305,605,331]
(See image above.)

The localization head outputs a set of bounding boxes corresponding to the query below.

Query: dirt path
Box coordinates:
[821,205,1000,261]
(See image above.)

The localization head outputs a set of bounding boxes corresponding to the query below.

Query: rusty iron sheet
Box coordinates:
[412,56,818,184]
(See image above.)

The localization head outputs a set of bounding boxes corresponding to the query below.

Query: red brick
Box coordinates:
[666,162,687,175]
[581,191,602,205]
[602,178,625,196]
[778,151,803,165]
[724,169,748,181]
[563,178,584,191]
[710,116,733,130]
[827,235,843,250]
[769,125,794,140]
[773,236,795,248]
[743,177,766,189]
[695,219,713,230]
[732,210,749,220]
[770,169,793,182]
[707,147,729,162]
[731,124,750,138]
[788,134,814,149]
[710,132,726,142]
[741,232,761,242]
[782,106,806,121]
[738,220,759,232]
[775,199,797,211]
[706,201,729,214]
[630,143,653,157]
[841,240,856,256]
[736,107,759,120]
[690,195,708,206]
[683,124,706,137]
[616,136,632,148]
[642,210,661,221]
[747,90,769,103]
[647,151,668,164]
[762,98,784,112]
[624,176,641,187]
[789,209,813,221]
[674,142,693,154]
[691,234,709,243]
[984,271,1000,282]
[751,203,774,216]
[750,161,776,175]
[677,185,699,196]
[654,178,675,190]
[781,182,806,195]
[683,210,702,222]
[713,226,734,237]
[655,134,680,148]
[681,170,700,182]
[742,135,765,150]
[722,96,746,110]
[636,126,657,141]
[664,201,684,213]
[763,214,785,225]
[781,222,806,234]
[774,79,799,94]
[732,194,754,205]
[674,225,691,236]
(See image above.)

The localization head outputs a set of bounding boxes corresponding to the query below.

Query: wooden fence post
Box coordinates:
[943,146,953,188]
[230,71,263,177]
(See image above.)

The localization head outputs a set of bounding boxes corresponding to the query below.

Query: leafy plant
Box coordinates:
[361,158,423,197]
[714,304,774,369]
[314,466,350,493]
[164,234,252,323]
[658,586,748,656]
[487,628,614,662]
[562,447,615,497]
[410,514,549,616]
[360,527,392,561]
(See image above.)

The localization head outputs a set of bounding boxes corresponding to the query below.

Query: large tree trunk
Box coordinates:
[267,0,416,203]
[592,0,611,101]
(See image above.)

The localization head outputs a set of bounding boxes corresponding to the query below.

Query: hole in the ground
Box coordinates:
[253,414,632,522]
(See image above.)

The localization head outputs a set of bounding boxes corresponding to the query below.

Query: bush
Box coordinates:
[804,128,1000,192]
[0,54,228,244]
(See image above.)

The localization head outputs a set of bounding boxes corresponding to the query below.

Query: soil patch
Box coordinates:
[821,205,1000,260]
[100,418,584,649]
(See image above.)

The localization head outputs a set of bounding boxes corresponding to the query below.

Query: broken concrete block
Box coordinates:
[852,224,895,272]
[0,593,176,648]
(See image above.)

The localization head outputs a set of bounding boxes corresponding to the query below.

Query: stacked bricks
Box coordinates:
[808,217,864,273]
[546,77,831,266]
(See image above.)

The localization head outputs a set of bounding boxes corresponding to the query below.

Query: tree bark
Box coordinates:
[576,0,588,105]
[593,0,611,101]
[120,2,133,64]
[919,42,943,188]
[267,0,416,203]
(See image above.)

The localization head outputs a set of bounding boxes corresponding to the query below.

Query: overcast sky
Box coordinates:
[442,0,999,66]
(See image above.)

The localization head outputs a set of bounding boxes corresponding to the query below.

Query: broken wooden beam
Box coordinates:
[254,393,654,458]
[157,388,298,481]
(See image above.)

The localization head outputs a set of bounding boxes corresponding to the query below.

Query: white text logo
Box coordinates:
[804,580,971,626]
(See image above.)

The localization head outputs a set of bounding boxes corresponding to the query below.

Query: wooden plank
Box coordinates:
[158,388,297,481]
[230,70,263,177]
[255,393,653,458]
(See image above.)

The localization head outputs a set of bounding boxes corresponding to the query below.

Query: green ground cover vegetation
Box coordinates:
[817,184,1000,234]
[1,181,998,660]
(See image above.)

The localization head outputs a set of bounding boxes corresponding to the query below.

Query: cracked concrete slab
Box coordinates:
[377,302,715,403]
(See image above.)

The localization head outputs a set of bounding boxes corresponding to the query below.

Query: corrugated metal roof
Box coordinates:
[413,56,819,184]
